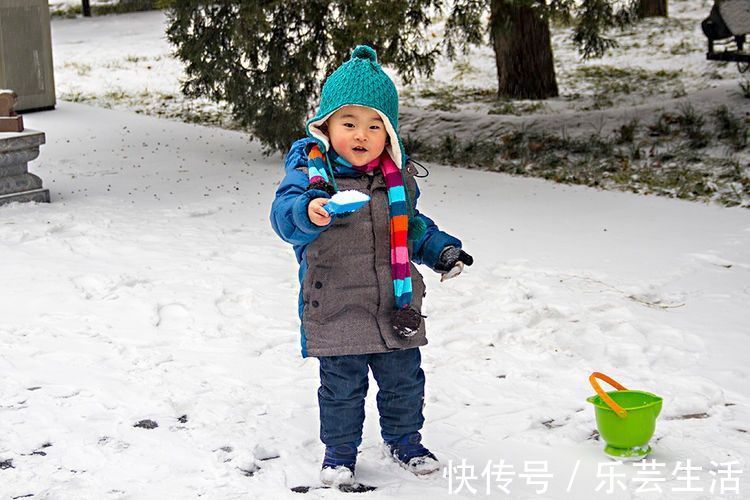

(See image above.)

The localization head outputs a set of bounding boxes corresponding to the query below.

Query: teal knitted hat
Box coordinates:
[306,45,405,169]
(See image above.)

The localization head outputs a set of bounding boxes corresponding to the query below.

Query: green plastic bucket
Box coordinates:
[587,372,663,460]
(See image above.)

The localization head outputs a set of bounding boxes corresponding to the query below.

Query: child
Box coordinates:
[270,45,473,486]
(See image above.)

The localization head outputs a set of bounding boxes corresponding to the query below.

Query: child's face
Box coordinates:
[326,105,388,167]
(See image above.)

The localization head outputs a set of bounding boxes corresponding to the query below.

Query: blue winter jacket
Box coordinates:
[270,138,461,357]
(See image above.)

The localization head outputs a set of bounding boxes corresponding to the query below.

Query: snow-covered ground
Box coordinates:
[1,99,749,498]
[1,3,748,498]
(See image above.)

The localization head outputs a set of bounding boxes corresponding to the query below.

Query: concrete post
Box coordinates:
[0,129,50,205]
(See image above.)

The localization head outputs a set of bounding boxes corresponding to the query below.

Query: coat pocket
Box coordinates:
[302,266,329,324]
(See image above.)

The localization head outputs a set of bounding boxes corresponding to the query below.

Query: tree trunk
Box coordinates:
[638,0,668,18]
[82,0,91,17]
[490,0,558,99]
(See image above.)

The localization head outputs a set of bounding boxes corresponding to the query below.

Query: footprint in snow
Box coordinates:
[71,273,151,300]
[155,303,193,330]
[215,289,260,318]
[689,253,749,270]
[188,208,219,218]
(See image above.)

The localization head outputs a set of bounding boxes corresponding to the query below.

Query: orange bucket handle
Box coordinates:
[589,372,628,419]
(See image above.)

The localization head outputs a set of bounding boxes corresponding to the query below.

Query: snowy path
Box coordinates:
[1,102,748,498]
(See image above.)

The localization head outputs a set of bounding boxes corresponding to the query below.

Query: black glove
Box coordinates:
[392,306,423,338]
[434,246,473,273]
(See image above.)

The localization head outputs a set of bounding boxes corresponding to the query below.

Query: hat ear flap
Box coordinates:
[370,109,403,169]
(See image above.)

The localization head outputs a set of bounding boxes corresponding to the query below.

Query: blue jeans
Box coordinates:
[317,347,425,447]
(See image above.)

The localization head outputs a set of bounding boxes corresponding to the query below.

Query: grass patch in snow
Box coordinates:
[403,85,496,112]
[402,85,549,115]
[58,89,240,130]
[713,105,749,151]
[487,100,549,116]
[405,105,750,208]
[569,66,686,110]
[63,61,92,77]
[676,103,711,149]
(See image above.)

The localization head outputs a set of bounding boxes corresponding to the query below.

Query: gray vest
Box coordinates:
[300,165,427,357]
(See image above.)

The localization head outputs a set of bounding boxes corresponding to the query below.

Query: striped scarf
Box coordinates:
[307,144,412,310]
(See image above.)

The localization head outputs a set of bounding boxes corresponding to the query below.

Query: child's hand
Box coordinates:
[435,246,473,281]
[308,198,332,226]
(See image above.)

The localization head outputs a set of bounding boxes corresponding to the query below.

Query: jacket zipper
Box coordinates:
[367,172,385,332]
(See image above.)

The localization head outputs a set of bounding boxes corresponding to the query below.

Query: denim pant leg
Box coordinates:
[369,347,426,443]
[318,354,370,447]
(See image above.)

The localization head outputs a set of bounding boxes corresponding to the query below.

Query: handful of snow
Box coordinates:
[324,190,371,215]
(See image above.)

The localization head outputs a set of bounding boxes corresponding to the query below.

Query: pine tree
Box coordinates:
[162,0,441,152]
[164,1,641,150]
[445,0,638,99]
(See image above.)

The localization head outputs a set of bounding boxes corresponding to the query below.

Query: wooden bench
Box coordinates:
[702,0,750,68]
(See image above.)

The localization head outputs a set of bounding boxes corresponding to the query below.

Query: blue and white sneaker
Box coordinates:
[384,433,441,475]
[320,442,357,486]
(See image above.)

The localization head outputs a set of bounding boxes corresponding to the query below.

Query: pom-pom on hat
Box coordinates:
[306,45,405,169]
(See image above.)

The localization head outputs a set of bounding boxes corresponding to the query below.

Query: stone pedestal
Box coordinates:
[0,129,50,205]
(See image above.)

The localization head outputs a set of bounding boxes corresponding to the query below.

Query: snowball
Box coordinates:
[330,190,369,204]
